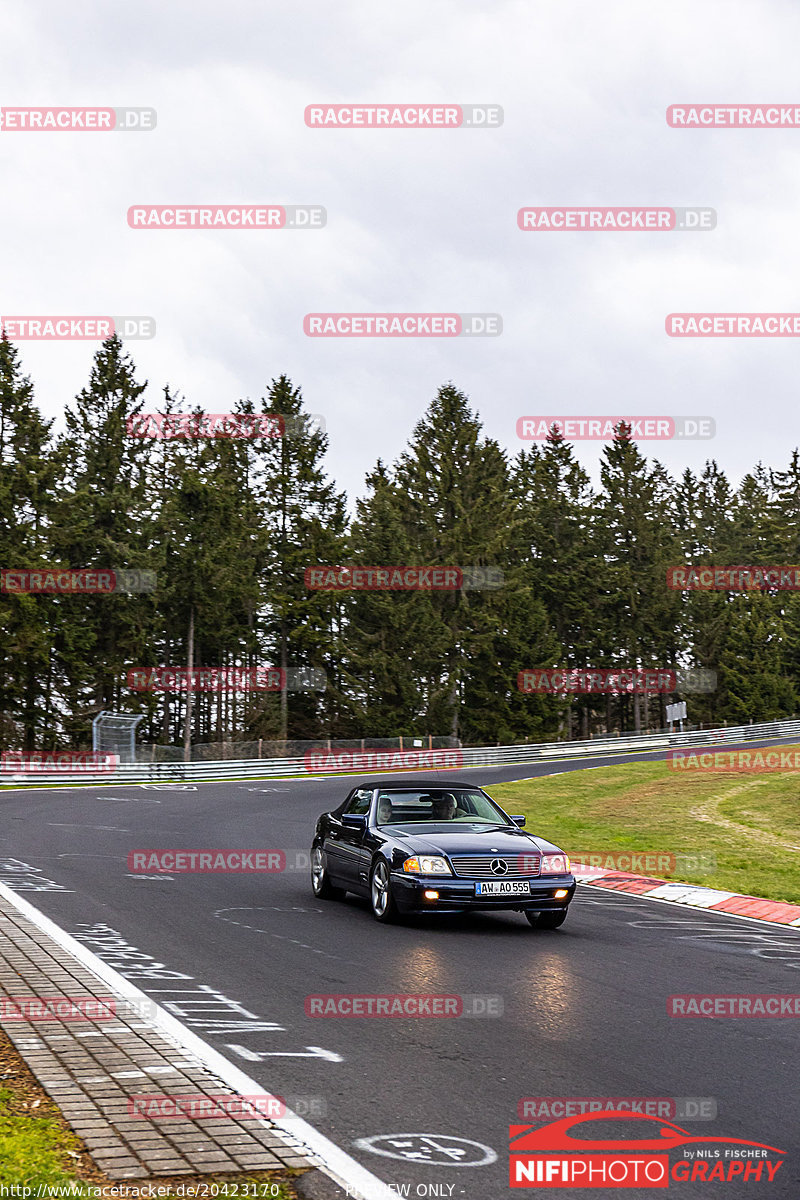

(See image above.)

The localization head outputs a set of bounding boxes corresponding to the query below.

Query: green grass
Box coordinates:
[485,746,800,904]
[0,1085,88,1186]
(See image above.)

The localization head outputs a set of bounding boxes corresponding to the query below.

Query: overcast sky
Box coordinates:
[3,0,799,502]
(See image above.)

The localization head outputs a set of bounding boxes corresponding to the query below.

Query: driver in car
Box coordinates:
[430,793,460,821]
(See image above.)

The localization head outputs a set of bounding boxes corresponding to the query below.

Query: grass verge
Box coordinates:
[485,744,800,904]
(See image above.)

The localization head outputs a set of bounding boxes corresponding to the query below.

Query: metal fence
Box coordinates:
[2,719,799,784]
[136,736,459,763]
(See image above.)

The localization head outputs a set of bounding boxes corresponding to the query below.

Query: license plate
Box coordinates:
[475,880,531,896]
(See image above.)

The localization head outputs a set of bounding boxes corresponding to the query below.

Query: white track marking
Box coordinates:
[140,783,197,791]
[227,1043,343,1062]
[0,881,396,1200]
[48,824,130,831]
[354,1133,497,1167]
[97,795,161,803]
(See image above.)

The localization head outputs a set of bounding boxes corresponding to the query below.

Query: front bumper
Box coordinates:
[391,871,576,915]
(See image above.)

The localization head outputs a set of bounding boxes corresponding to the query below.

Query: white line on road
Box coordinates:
[140,784,197,791]
[48,824,130,831]
[227,1044,343,1062]
[0,880,397,1200]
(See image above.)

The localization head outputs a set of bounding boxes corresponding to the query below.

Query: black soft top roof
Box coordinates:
[354,780,484,790]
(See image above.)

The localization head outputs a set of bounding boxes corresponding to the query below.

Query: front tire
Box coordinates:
[311,846,345,900]
[526,909,567,930]
[370,859,399,923]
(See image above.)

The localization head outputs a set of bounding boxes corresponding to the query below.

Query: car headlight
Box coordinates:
[402,855,452,876]
[541,853,570,874]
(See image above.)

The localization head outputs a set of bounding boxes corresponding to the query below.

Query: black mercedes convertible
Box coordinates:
[310,780,575,927]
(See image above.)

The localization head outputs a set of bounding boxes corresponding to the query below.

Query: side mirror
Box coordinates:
[511,815,526,827]
[341,813,367,829]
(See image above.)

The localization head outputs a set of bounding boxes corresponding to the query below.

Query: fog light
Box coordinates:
[554,889,568,899]
[423,889,439,900]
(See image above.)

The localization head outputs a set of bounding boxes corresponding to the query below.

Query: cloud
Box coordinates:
[2,0,799,497]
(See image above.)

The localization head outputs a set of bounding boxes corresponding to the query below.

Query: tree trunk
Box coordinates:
[161,638,170,744]
[183,606,195,762]
[279,619,288,740]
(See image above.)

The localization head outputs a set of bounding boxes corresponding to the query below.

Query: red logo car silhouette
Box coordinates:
[510,1111,785,1155]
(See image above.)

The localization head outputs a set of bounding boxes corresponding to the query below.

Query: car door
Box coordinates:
[353,792,387,892]
[324,788,372,888]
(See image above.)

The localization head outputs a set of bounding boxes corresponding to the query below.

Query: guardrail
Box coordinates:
[2,718,800,785]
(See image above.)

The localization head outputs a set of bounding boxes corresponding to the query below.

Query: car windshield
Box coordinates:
[374,789,510,826]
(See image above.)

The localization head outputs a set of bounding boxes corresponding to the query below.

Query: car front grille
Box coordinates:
[449,854,541,879]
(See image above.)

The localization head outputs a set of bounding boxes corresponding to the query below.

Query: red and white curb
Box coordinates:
[572,863,800,927]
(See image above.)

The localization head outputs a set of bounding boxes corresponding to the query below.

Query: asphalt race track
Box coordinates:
[1,746,798,1198]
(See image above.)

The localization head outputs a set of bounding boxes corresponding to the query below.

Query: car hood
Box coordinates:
[383,825,565,857]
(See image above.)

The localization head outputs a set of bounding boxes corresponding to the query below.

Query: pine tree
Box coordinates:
[673,462,737,725]
[256,376,348,740]
[596,427,682,732]
[50,336,150,745]
[718,594,793,722]
[772,450,800,713]
[772,450,800,558]
[0,336,58,748]
[347,384,558,744]
[346,461,421,735]
[153,421,266,750]
[511,430,601,739]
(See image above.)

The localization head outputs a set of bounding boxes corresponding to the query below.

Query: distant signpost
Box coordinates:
[666,700,687,732]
